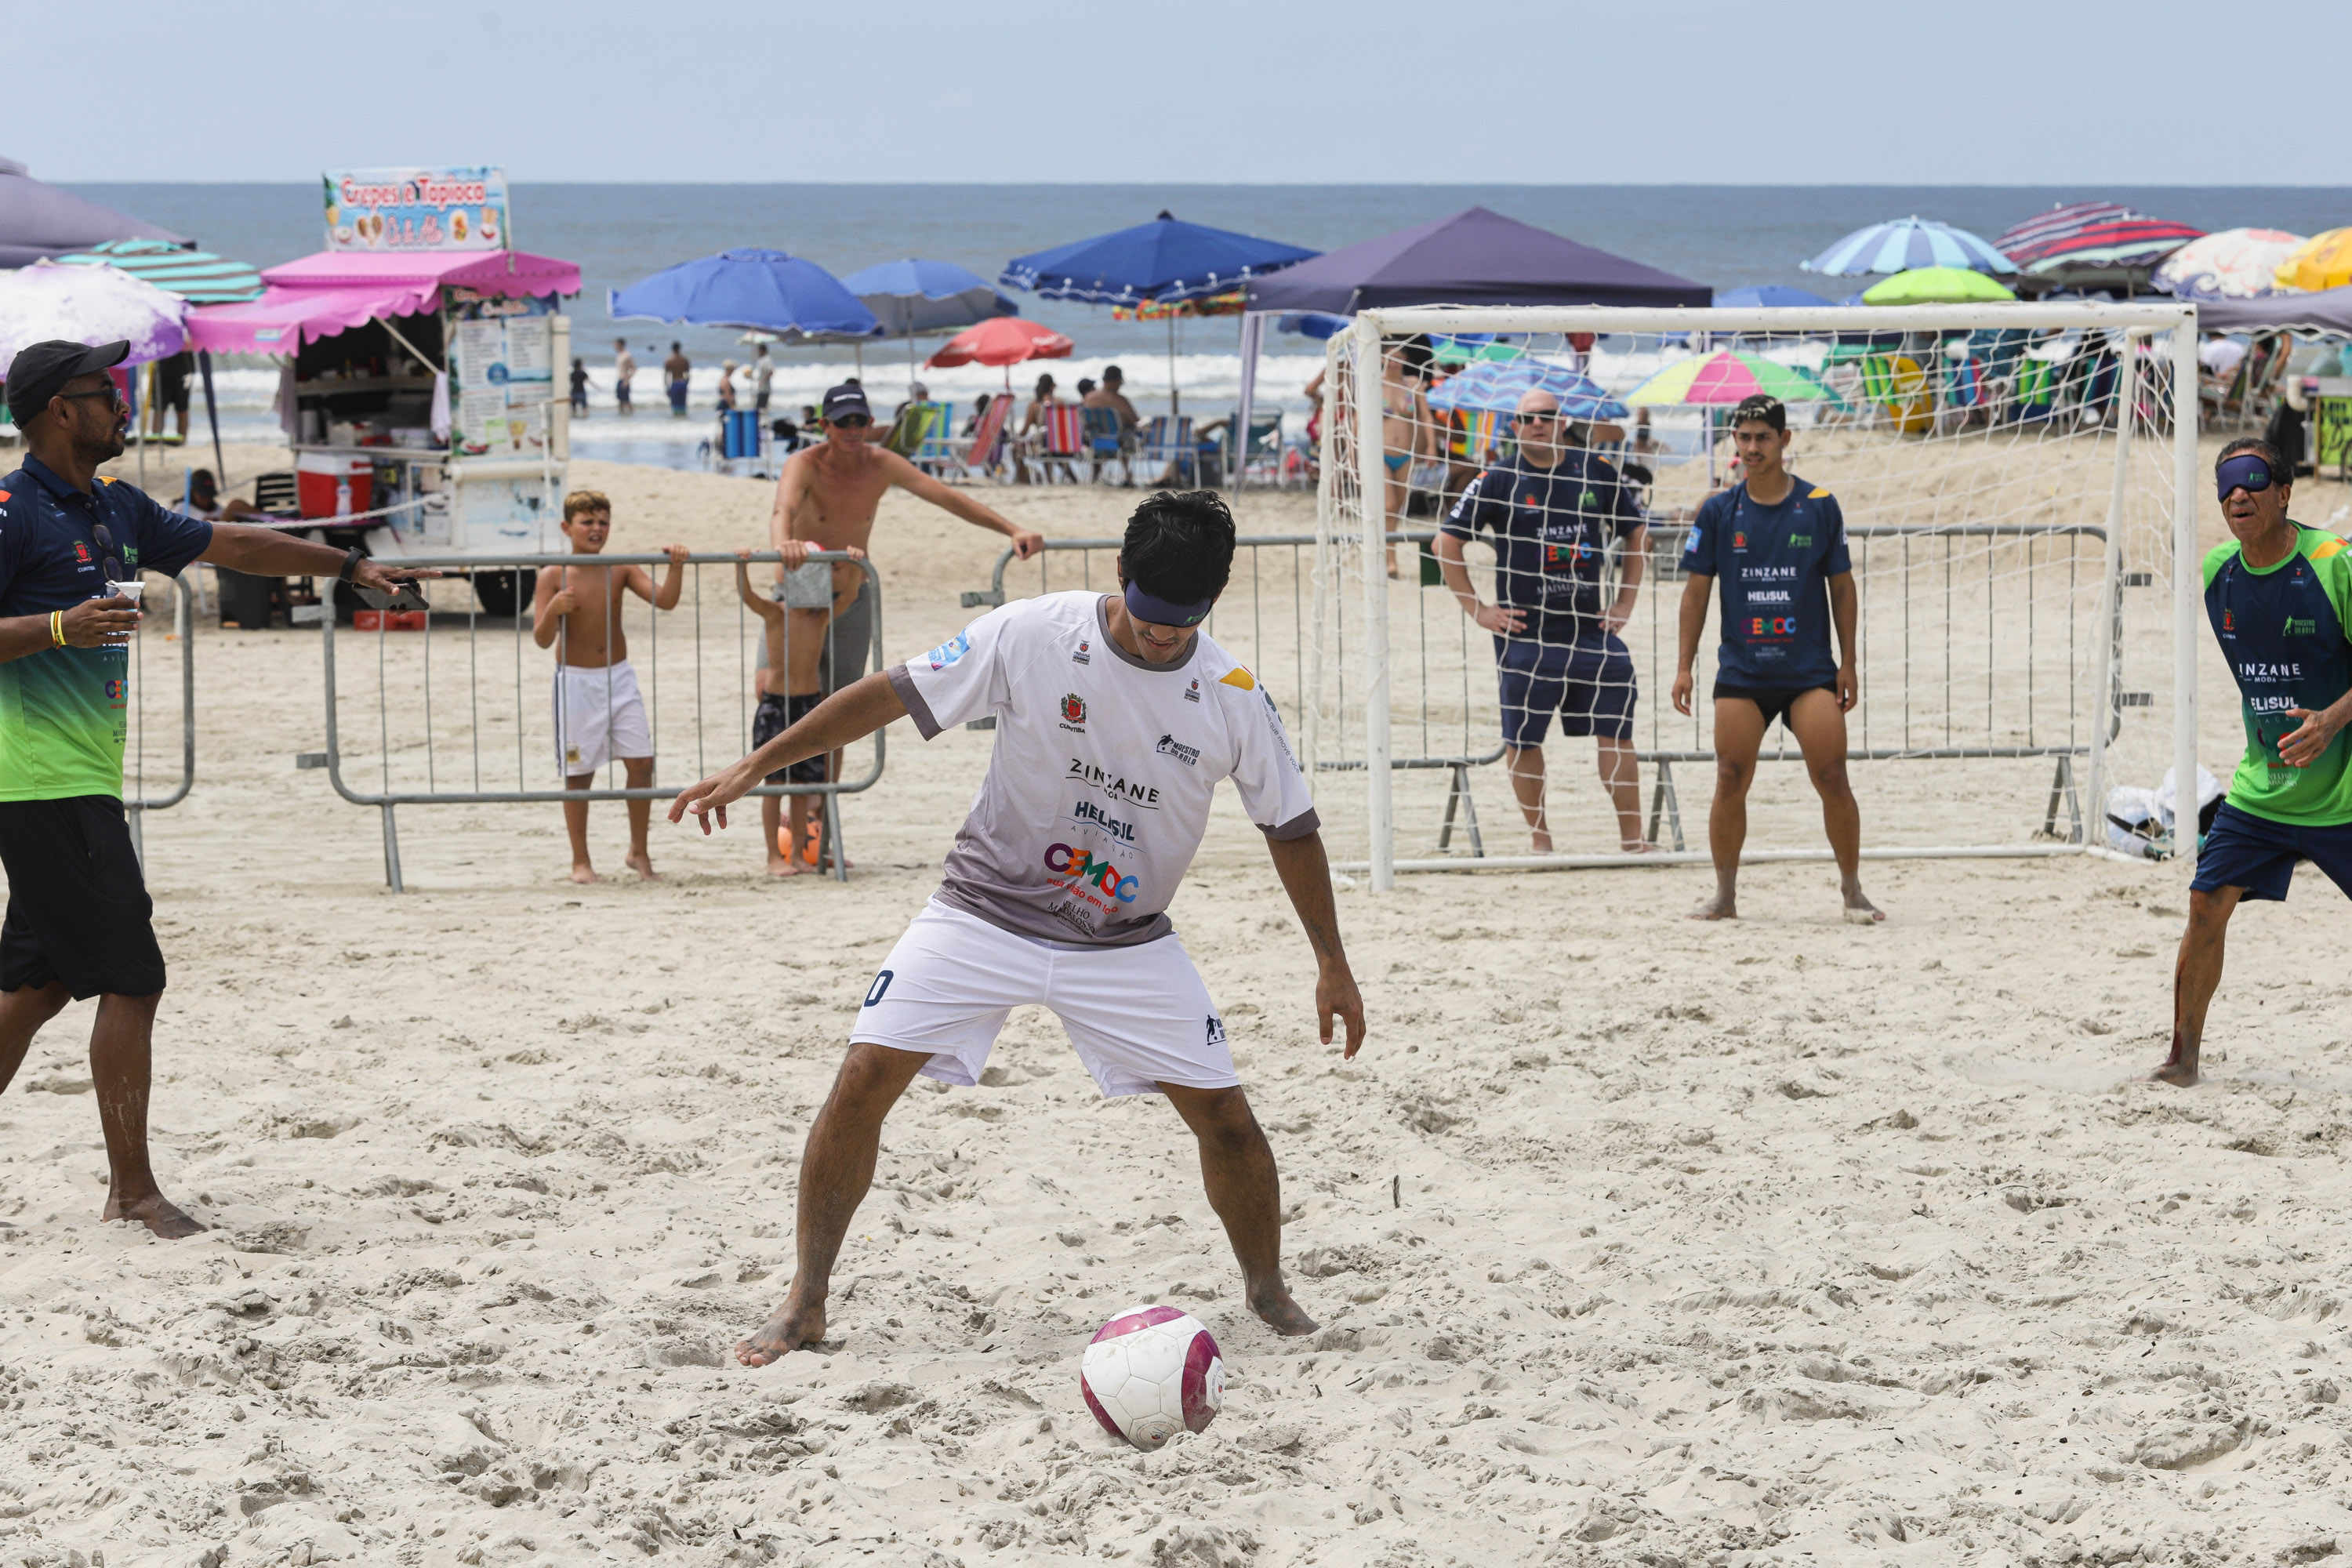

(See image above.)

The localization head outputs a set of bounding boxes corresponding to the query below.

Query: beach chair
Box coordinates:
[1236,412,1283,486]
[1037,403,1086,483]
[958,393,1016,481]
[916,401,961,472]
[884,401,941,460]
[1080,405,1126,483]
[1137,416,1196,487]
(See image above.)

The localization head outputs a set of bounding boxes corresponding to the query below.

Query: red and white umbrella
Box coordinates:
[926,316,1074,394]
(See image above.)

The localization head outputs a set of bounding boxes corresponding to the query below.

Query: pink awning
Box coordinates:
[185,249,581,355]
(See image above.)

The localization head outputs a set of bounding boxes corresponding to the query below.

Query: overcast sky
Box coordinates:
[20,0,2348,185]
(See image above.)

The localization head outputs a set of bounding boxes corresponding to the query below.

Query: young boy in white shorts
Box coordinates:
[671,490,1370,1367]
[532,490,687,882]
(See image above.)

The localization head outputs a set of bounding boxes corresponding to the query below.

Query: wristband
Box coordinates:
[337,546,366,584]
[50,610,64,648]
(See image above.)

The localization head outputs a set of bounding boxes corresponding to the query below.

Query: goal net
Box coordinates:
[1305,303,2200,884]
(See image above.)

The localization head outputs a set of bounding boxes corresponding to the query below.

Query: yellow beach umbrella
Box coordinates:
[2276,228,2352,293]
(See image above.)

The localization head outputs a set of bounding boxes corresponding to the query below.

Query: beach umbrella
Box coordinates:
[609,249,881,338]
[1624,350,1830,407]
[837,257,1016,383]
[1432,334,1526,368]
[925,316,1073,392]
[0,156,183,268]
[0,260,186,368]
[1992,201,2201,293]
[2277,229,2352,294]
[1003,211,1316,412]
[1426,358,1628,420]
[1861,267,2017,306]
[2151,228,2307,300]
[1802,217,2016,277]
[1276,312,1351,340]
[55,239,265,481]
[1713,285,1835,308]
[1112,290,1247,321]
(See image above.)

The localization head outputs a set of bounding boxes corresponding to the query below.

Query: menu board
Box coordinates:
[324,167,508,252]
[448,298,556,458]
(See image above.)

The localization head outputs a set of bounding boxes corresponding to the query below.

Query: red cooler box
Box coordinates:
[297,454,373,520]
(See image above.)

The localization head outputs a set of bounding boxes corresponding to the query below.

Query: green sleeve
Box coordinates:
[2200,540,2236,591]
[2313,532,2352,645]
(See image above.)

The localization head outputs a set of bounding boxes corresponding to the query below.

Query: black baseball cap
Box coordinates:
[1730,393,1786,432]
[822,383,872,422]
[6,339,129,428]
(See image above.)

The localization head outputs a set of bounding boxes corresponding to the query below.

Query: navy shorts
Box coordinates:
[1495,634,1635,746]
[752,691,826,786]
[1715,681,1835,732]
[2190,801,2352,902]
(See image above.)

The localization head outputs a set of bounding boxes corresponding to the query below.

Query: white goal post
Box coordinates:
[1308,302,2201,888]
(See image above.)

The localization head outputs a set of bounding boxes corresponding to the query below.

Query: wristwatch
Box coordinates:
[337,546,365,583]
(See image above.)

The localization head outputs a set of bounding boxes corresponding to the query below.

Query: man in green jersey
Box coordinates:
[0,340,428,1236]
[2154,439,2352,1087]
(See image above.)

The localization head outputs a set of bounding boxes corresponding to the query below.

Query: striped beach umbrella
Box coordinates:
[1624,350,1831,407]
[2151,228,2307,300]
[53,237,263,303]
[1425,358,1628,420]
[1993,201,2202,292]
[1801,217,2016,278]
[2277,228,2352,294]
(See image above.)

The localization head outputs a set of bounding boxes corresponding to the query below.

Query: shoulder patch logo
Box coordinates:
[2312,536,2347,561]
[1808,487,1830,499]
[0,488,12,503]
[1219,667,1255,691]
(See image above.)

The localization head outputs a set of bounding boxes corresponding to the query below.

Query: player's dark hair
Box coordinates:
[1730,393,1786,432]
[1122,490,1236,607]
[2217,436,2285,476]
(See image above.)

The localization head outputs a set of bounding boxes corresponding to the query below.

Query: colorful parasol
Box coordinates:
[1111,289,1246,321]
[2151,229,2307,300]
[1624,350,1830,407]
[0,259,187,370]
[926,316,1073,391]
[53,237,264,304]
[2277,228,2352,295]
[1993,201,2201,292]
[1426,359,1627,419]
[1802,216,2016,277]
[1860,267,2017,306]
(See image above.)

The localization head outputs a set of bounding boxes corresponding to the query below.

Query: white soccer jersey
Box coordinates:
[887,590,1318,947]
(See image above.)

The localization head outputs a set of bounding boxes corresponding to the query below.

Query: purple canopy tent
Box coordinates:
[0,157,183,268]
[1243,206,1709,314]
[2197,288,2352,338]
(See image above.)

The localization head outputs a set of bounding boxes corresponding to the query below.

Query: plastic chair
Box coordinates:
[1080,406,1126,483]
[1137,415,1196,486]
[960,394,1016,481]
[1038,403,1086,483]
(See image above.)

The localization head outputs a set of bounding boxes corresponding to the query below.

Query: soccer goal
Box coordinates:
[1305,302,2202,887]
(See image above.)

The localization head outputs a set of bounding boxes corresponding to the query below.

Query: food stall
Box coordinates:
[186,167,579,616]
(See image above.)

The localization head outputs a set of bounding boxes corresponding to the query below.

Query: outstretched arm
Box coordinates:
[880,449,1043,558]
[1263,830,1366,1059]
[200,523,430,597]
[670,670,906,831]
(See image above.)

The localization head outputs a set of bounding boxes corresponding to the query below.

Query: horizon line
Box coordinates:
[57,177,2352,191]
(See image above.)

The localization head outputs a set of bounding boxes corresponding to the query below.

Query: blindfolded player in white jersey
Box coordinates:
[671,490,1368,1365]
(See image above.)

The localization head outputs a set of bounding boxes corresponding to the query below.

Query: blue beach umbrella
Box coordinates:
[1004,211,1316,412]
[837,257,1018,383]
[609,249,881,337]
[1427,359,1629,421]
[1801,218,2016,278]
[1713,284,1834,308]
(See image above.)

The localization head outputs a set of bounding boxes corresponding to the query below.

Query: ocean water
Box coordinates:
[78,183,2352,470]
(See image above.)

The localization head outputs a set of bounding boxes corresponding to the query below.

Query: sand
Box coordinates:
[3,441,2351,1567]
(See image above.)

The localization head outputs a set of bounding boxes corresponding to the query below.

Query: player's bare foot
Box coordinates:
[1689,890,1737,920]
[1621,840,1659,855]
[626,851,659,881]
[2151,1038,2200,1087]
[736,1293,826,1367]
[1247,1282,1318,1338]
[767,854,802,879]
[103,1191,205,1240]
[1841,885,1885,924]
[1530,833,1552,854]
[570,862,599,884]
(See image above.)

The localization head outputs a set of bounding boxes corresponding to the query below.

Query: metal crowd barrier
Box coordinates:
[317,551,884,891]
[125,573,198,866]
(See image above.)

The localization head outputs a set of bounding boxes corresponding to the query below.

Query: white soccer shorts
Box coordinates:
[851,898,1238,1098]
[553,659,653,776]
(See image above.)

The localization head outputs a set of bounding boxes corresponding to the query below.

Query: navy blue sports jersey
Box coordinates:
[1443,448,1645,645]
[1680,476,1851,688]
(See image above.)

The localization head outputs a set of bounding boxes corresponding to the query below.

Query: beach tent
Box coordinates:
[609,249,878,339]
[0,156,183,268]
[1246,206,1708,314]
[2195,285,2352,337]
[1002,211,1316,416]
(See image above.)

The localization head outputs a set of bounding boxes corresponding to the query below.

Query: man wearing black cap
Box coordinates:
[0,339,430,1238]
[762,383,1042,827]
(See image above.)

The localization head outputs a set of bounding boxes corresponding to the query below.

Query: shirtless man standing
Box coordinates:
[765,384,1044,800]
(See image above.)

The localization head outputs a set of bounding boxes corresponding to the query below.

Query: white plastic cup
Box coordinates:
[105,580,143,644]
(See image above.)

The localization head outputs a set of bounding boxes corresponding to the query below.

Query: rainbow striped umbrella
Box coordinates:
[1624,350,1830,407]
[53,237,263,303]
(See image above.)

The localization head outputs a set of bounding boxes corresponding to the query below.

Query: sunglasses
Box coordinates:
[57,384,126,414]
[2216,453,2275,502]
[830,415,873,429]
[91,521,125,581]
[1515,410,1562,423]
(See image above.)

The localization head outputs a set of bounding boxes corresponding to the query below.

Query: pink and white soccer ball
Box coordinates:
[1079,1305,1223,1450]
